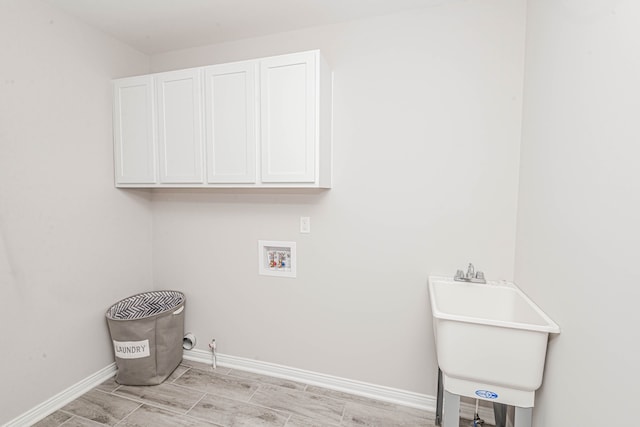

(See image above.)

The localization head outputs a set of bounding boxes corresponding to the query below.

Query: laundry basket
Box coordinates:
[106,290,185,385]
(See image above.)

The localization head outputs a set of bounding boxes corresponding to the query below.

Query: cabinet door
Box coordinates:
[204,62,257,183]
[260,52,316,183]
[113,76,156,184]
[156,69,204,184]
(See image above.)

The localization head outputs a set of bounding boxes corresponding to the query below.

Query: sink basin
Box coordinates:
[428,276,559,408]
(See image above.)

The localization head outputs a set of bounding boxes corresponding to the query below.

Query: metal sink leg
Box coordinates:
[493,402,507,427]
[436,368,444,425]
[515,407,532,427]
[443,390,460,427]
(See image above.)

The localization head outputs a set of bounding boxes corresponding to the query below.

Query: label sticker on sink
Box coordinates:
[475,390,499,399]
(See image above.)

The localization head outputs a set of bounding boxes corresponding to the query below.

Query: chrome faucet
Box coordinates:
[466,263,475,279]
[454,263,486,284]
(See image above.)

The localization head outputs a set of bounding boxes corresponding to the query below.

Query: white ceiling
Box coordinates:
[43,0,442,54]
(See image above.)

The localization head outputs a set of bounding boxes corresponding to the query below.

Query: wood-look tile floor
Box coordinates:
[34,360,494,427]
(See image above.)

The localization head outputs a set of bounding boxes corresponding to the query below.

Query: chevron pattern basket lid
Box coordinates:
[106,290,185,320]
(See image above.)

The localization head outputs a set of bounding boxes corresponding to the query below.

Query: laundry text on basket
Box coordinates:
[113,339,150,359]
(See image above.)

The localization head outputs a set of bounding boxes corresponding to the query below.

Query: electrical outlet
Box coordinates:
[300,216,311,233]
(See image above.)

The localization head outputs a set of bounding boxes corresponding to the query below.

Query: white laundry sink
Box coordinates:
[428,276,559,408]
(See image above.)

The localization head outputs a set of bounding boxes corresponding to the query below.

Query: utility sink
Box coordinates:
[428,275,560,408]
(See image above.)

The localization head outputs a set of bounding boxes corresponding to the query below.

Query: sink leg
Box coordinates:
[493,402,508,427]
[514,407,533,427]
[443,390,460,427]
[436,368,443,426]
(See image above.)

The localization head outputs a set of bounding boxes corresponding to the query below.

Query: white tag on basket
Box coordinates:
[173,306,184,315]
[113,339,150,359]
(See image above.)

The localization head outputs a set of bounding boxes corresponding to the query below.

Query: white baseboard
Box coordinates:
[3,363,116,427]
[183,349,495,424]
[5,352,500,427]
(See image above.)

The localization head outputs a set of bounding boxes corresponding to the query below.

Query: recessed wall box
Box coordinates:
[258,240,296,278]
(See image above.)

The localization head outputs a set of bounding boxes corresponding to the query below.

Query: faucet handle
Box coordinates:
[466,263,475,279]
[455,269,465,280]
[475,271,485,280]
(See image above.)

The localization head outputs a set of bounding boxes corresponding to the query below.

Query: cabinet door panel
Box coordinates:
[260,52,316,183]
[204,62,257,183]
[113,76,156,184]
[156,69,204,183]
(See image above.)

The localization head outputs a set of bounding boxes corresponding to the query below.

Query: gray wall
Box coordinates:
[13,1,630,424]
[0,0,152,422]
[150,0,526,395]
[515,0,640,425]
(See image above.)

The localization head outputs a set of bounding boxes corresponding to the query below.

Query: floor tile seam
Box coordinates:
[167,398,243,427]
[302,387,395,410]
[245,385,338,424]
[227,374,307,390]
[98,384,122,394]
[188,384,293,417]
[249,397,345,425]
[182,387,257,405]
[217,375,264,393]
[213,369,265,385]
[184,364,229,375]
[306,389,433,421]
[146,378,220,400]
[57,409,77,420]
[59,415,104,427]
[297,386,352,407]
[254,380,334,398]
[169,366,192,383]
[93,387,117,397]
[168,378,254,399]
[104,389,193,417]
[282,412,293,426]
[250,381,348,421]
[112,401,144,427]
[174,370,306,404]
[234,391,296,418]
[225,369,309,390]
[157,401,228,427]
[178,368,264,391]
[117,399,144,426]
[198,367,231,375]
[94,386,141,406]
[340,399,436,425]
[246,381,262,401]
[284,413,341,427]
[112,393,196,416]
[338,399,347,426]
[56,414,86,427]
[183,389,209,416]
[66,388,144,425]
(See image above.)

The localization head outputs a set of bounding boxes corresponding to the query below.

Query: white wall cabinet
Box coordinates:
[113,76,157,184]
[156,69,204,184]
[112,50,331,188]
[204,61,257,184]
[260,52,316,183]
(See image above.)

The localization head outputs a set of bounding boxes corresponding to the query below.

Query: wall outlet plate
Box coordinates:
[300,217,311,233]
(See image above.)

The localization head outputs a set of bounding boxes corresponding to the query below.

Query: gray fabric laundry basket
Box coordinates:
[106,290,185,385]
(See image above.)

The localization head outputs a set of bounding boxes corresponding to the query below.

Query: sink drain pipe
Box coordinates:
[183,333,196,350]
[473,399,484,426]
[209,339,217,369]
